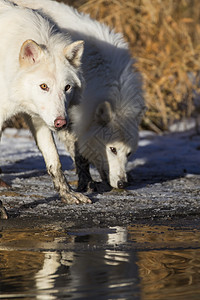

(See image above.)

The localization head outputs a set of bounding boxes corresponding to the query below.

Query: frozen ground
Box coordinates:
[0,120,200,226]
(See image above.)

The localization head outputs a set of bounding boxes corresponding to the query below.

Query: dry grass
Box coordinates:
[6,0,200,132]
[62,0,200,131]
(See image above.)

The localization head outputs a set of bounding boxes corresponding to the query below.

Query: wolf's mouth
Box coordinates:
[55,124,67,131]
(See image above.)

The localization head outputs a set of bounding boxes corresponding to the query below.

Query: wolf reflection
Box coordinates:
[1,225,200,299]
[0,227,139,298]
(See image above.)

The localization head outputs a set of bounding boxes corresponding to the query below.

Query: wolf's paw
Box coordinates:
[61,191,91,205]
[88,181,111,193]
[77,180,111,193]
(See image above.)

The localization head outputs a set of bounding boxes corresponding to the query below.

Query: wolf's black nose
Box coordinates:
[117,180,126,189]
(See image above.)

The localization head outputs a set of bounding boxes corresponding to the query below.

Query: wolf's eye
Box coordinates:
[110,147,117,155]
[127,152,132,157]
[40,83,49,91]
[65,84,71,92]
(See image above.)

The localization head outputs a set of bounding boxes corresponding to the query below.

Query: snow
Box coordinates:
[1,123,200,186]
[128,125,200,181]
[0,128,73,173]
[2,123,199,176]
[0,122,200,221]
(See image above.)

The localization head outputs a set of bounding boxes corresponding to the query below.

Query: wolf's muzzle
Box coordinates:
[117,180,128,189]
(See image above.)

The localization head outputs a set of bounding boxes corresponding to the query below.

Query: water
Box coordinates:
[0,222,200,300]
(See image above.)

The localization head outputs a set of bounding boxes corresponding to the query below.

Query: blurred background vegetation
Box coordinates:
[6,0,200,132]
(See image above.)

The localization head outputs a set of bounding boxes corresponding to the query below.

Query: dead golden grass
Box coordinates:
[62,0,200,131]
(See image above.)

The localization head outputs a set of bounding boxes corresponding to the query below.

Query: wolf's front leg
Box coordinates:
[25,115,91,204]
[58,130,93,192]
[75,145,93,192]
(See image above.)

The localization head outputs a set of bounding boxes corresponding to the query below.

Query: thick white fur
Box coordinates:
[13,0,146,189]
[0,0,90,206]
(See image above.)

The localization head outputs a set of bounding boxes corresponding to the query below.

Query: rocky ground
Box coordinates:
[0,125,200,228]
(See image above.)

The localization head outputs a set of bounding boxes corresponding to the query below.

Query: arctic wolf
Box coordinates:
[14,0,146,191]
[0,0,90,218]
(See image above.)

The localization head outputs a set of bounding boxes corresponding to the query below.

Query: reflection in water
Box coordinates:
[138,250,200,300]
[0,224,200,299]
[35,252,60,300]
[0,250,44,296]
[128,225,200,300]
[0,226,140,299]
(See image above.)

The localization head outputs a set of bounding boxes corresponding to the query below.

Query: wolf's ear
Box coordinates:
[19,39,43,67]
[95,101,113,126]
[64,40,84,67]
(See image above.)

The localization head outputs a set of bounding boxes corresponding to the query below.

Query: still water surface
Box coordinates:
[0,222,200,299]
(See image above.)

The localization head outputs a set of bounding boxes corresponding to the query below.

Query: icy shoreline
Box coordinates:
[0,125,200,225]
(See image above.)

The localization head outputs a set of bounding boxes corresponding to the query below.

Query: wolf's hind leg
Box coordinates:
[24,115,91,204]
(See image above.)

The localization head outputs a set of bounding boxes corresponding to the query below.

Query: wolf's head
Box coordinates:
[14,38,84,130]
[75,99,144,189]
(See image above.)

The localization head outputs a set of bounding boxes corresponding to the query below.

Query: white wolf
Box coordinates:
[0,0,90,218]
[13,0,146,191]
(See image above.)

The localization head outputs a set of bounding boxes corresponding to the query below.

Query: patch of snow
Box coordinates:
[0,122,200,218]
